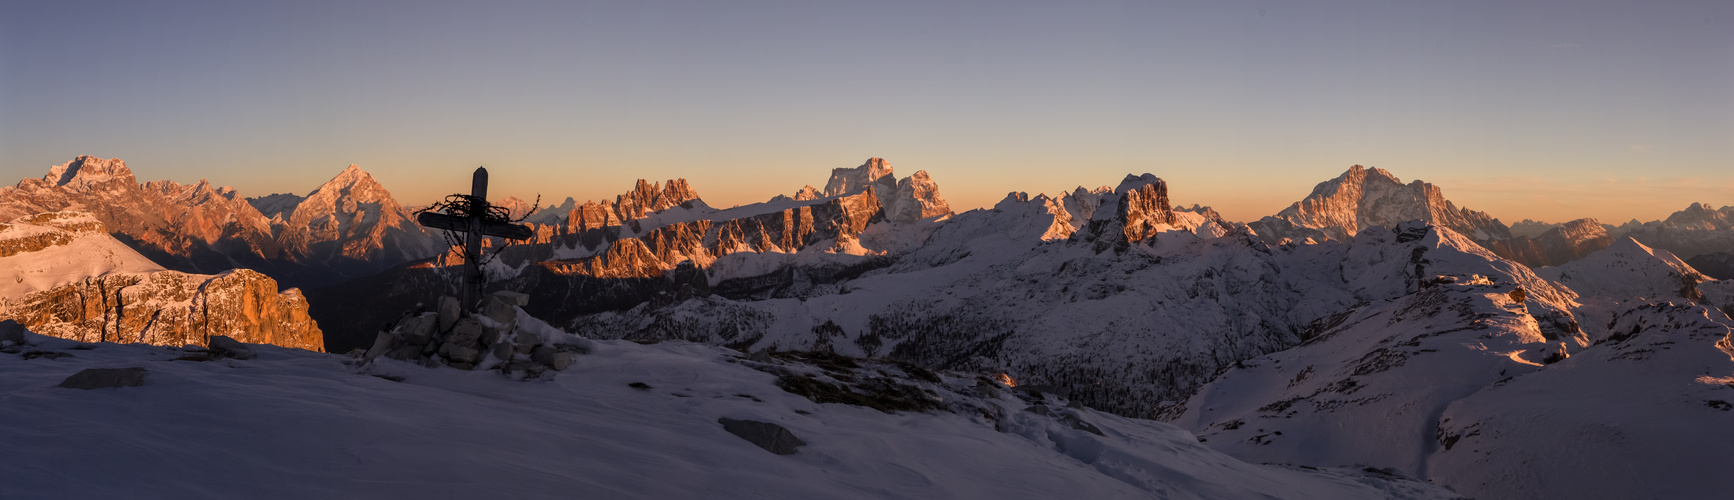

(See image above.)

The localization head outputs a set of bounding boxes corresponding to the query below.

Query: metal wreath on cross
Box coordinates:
[415,167,536,308]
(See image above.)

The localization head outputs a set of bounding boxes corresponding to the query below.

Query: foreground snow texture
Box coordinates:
[1173,280,1734,499]
[0,332,1456,499]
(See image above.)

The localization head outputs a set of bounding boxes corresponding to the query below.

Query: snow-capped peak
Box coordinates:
[306,164,388,201]
[1113,173,1163,195]
[1249,164,1510,243]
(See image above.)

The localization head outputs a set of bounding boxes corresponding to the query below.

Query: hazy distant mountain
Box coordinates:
[1482,217,1615,268]
[1686,252,1734,280]
[1622,202,1734,261]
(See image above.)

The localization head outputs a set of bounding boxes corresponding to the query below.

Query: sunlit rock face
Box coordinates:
[0,156,282,275]
[276,164,440,278]
[613,179,702,220]
[824,157,898,207]
[1249,165,1511,244]
[536,189,885,280]
[887,170,952,223]
[0,156,441,288]
[0,212,322,351]
[4,269,324,351]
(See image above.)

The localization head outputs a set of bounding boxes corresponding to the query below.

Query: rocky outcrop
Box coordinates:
[821,158,951,223]
[1112,174,1177,243]
[1,268,324,351]
[541,238,672,279]
[1064,174,1192,248]
[887,170,952,223]
[610,179,703,221]
[1,210,322,351]
[824,157,898,207]
[540,190,885,280]
[1249,165,1511,244]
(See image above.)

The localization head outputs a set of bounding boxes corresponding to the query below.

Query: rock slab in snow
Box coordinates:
[718,417,805,455]
[207,336,257,360]
[57,367,147,390]
[0,320,25,347]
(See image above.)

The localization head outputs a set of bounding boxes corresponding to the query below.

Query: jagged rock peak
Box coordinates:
[888,170,952,223]
[307,164,389,200]
[1255,164,1510,242]
[1115,174,1176,242]
[614,178,702,220]
[1114,173,1164,194]
[793,185,821,201]
[823,157,897,198]
[42,156,136,190]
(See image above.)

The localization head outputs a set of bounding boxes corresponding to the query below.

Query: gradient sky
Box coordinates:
[3,0,1729,224]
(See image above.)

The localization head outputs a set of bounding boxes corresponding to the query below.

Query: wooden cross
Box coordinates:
[416,167,534,308]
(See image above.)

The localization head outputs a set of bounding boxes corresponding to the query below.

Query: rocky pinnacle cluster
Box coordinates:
[361,291,586,378]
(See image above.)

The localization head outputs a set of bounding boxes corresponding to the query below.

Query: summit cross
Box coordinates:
[416,167,534,308]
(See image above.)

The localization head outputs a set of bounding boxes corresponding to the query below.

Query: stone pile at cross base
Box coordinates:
[361,291,583,378]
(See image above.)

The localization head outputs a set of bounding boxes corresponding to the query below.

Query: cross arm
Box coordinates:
[416,212,535,241]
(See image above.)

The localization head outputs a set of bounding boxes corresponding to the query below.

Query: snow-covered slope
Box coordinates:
[555,201,1581,421]
[1428,301,1734,500]
[0,324,1458,499]
[1171,282,1733,498]
[1534,237,1708,303]
[0,211,163,300]
[1172,278,1562,476]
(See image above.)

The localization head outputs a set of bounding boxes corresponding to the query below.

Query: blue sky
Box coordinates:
[3,0,1729,223]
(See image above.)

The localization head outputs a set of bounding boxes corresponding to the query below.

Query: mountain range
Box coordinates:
[0,156,441,289]
[2,155,1729,498]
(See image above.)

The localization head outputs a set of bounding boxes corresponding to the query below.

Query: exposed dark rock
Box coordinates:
[717,417,805,455]
[58,367,147,390]
[207,335,258,360]
[0,319,26,347]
